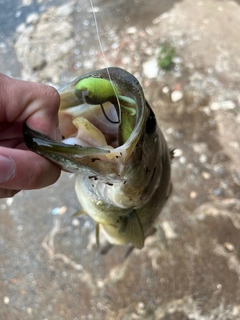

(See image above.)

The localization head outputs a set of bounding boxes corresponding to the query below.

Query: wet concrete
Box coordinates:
[1,0,240,319]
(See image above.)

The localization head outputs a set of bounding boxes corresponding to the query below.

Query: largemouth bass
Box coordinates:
[23,67,171,249]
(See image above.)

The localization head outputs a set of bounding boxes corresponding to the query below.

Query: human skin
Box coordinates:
[0,73,61,198]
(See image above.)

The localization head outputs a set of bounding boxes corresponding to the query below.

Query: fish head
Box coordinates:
[23,67,154,184]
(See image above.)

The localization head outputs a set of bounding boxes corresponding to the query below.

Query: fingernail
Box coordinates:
[0,155,16,183]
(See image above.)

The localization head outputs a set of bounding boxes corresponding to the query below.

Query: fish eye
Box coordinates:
[145,103,157,134]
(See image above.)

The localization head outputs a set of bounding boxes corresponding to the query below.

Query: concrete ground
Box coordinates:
[0,0,240,319]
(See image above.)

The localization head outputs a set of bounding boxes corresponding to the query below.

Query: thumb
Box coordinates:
[0,147,61,198]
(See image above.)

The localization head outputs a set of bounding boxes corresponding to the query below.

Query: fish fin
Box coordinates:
[71,209,85,218]
[121,211,144,249]
[96,223,100,248]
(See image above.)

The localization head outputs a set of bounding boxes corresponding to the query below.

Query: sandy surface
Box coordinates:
[0,0,240,319]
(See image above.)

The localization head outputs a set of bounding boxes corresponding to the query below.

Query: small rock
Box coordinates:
[22,0,33,5]
[199,154,207,163]
[213,188,222,196]
[166,127,174,135]
[172,56,183,64]
[179,156,187,164]
[126,26,137,34]
[0,42,6,50]
[223,242,234,252]
[16,23,26,33]
[173,148,183,157]
[122,56,131,65]
[190,191,197,199]
[210,100,236,111]
[87,6,100,13]
[228,141,239,150]
[161,221,177,239]
[51,206,67,215]
[136,302,146,316]
[192,142,208,153]
[202,106,211,115]
[220,100,236,110]
[210,102,220,111]
[232,306,240,316]
[171,90,183,102]
[26,308,32,315]
[56,3,74,17]
[216,284,222,291]
[144,47,154,56]
[162,86,170,94]
[143,58,158,78]
[26,12,39,25]
[72,219,80,227]
[201,171,211,179]
[111,42,119,50]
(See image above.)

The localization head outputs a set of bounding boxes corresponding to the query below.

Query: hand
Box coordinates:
[0,73,61,198]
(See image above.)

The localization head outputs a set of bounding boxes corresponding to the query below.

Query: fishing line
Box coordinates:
[88,0,122,125]
[100,104,119,124]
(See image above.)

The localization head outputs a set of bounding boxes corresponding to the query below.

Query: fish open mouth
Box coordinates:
[59,102,120,149]
[23,88,138,174]
[23,68,146,174]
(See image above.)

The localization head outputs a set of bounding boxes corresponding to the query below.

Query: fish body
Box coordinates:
[23,67,171,249]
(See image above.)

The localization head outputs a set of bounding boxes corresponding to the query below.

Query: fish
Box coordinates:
[23,67,172,249]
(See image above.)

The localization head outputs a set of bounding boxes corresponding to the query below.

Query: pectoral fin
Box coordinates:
[96,223,100,248]
[120,211,144,249]
[72,209,85,218]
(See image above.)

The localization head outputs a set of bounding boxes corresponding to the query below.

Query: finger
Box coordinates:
[0,147,61,192]
[0,189,19,198]
[0,74,61,140]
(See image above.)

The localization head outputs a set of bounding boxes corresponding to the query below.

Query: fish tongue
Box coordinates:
[62,116,108,147]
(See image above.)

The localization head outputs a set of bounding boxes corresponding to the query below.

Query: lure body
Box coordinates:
[23,67,171,249]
